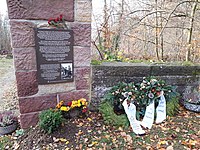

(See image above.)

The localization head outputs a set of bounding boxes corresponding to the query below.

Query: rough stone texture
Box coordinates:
[20,112,39,129]
[10,21,35,48]
[74,67,91,79]
[91,63,200,106]
[74,46,91,67]
[16,71,38,97]
[92,65,151,77]
[59,90,89,103]
[13,47,37,71]
[37,82,76,96]
[150,65,198,76]
[74,67,91,90]
[159,76,200,86]
[76,0,92,22]
[75,78,90,90]
[71,23,91,47]
[19,94,57,113]
[7,0,74,21]
[7,0,92,129]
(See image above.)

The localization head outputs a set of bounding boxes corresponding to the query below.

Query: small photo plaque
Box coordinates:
[35,28,74,84]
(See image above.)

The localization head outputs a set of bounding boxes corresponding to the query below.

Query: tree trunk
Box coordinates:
[155,0,160,60]
[186,0,198,61]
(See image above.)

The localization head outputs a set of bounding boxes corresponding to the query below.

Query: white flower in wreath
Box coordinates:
[148,92,154,99]
[150,79,157,85]
[128,92,132,95]
[122,92,129,98]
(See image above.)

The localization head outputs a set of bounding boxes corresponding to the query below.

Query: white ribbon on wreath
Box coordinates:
[122,91,166,135]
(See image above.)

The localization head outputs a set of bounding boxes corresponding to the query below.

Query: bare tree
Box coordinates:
[186,0,199,61]
[92,0,200,63]
[0,12,11,55]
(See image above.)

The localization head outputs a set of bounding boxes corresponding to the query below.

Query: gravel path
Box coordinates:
[0,56,19,114]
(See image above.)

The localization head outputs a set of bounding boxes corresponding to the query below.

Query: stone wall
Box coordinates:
[6,0,92,128]
[91,62,200,106]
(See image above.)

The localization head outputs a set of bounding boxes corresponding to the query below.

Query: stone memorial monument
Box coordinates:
[6,0,92,128]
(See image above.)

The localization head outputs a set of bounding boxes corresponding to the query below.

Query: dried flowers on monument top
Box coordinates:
[48,14,68,29]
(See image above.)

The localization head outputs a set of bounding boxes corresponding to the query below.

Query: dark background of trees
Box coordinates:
[0,10,11,55]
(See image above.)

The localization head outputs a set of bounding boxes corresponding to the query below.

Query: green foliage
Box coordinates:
[99,101,129,128]
[181,61,194,66]
[105,77,179,109]
[91,60,102,65]
[39,109,64,134]
[0,136,12,149]
[166,95,180,116]
[15,129,24,137]
[103,77,180,120]
[104,82,130,105]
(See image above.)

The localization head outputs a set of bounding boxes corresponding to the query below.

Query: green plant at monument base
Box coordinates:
[99,101,129,128]
[166,95,180,116]
[39,109,64,134]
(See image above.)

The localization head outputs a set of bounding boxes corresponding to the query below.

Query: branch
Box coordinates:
[124,10,167,34]
[128,9,151,15]
[92,41,104,60]
[123,33,155,45]
[159,0,200,36]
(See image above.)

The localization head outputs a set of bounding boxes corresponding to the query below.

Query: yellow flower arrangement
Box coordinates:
[56,98,88,114]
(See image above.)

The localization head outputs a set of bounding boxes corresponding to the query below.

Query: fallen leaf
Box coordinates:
[175,127,180,132]
[53,137,59,143]
[84,138,89,143]
[120,132,127,137]
[78,130,83,135]
[59,138,68,142]
[77,122,83,127]
[65,141,69,145]
[166,145,173,150]
[126,135,133,144]
[105,135,110,138]
[189,140,197,146]
[87,118,92,121]
[158,140,167,145]
[118,127,123,131]
[88,141,98,147]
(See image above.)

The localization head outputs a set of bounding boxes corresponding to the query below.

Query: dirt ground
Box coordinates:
[0,56,199,150]
[0,55,19,113]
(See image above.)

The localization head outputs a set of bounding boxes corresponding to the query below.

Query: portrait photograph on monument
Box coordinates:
[61,63,73,80]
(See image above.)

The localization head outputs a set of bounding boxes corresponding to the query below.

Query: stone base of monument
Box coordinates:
[184,101,200,112]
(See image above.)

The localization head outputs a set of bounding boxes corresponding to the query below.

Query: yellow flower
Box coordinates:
[76,100,81,107]
[56,100,64,109]
[60,106,70,111]
[79,98,87,106]
[71,100,78,108]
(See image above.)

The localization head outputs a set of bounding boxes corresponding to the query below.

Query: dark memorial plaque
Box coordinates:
[35,28,74,84]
